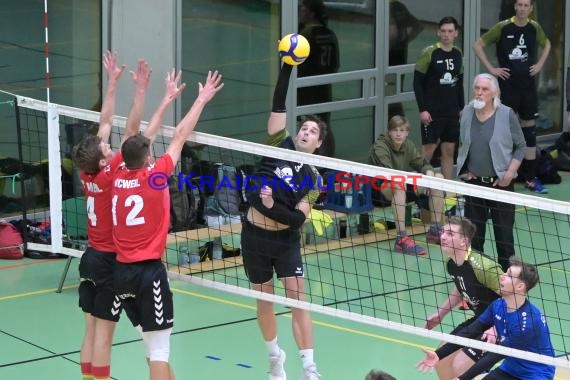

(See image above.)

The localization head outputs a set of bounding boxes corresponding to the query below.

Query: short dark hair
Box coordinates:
[72,135,103,174]
[509,256,540,291]
[365,370,396,380]
[439,16,460,30]
[122,134,150,169]
[447,216,476,243]
[302,0,329,26]
[298,114,328,142]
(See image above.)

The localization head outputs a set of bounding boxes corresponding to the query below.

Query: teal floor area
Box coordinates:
[2,179,570,379]
[0,258,440,380]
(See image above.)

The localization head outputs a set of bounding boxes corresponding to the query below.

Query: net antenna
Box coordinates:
[44,0,63,253]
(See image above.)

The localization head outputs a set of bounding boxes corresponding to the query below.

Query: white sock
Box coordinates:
[299,349,315,369]
[265,337,281,357]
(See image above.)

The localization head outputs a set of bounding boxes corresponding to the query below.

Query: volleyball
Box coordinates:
[278,33,310,66]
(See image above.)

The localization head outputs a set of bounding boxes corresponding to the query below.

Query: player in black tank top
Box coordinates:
[424,216,503,380]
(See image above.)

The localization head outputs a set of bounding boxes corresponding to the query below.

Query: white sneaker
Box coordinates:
[269,349,286,380]
[301,365,320,380]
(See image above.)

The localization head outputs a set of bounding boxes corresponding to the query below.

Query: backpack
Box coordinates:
[212,164,255,216]
[550,132,570,171]
[0,221,24,259]
[537,149,561,184]
[517,147,561,184]
[169,174,201,232]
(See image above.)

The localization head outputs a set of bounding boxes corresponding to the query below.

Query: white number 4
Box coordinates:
[86,196,97,226]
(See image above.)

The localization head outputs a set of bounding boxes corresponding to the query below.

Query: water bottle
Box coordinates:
[212,237,223,260]
[178,245,190,267]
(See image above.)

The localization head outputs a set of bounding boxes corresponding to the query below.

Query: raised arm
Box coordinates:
[143,69,186,144]
[267,64,293,136]
[119,59,152,147]
[97,51,126,142]
[166,70,224,165]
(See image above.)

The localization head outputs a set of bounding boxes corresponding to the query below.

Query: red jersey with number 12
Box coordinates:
[112,154,173,263]
[79,152,124,253]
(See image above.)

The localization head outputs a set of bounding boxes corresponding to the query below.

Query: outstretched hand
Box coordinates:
[130,59,151,91]
[103,51,126,82]
[163,69,186,102]
[197,70,224,104]
[424,313,442,330]
[416,349,439,373]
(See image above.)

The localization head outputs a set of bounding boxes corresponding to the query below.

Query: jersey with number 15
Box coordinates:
[79,152,124,253]
[112,154,173,263]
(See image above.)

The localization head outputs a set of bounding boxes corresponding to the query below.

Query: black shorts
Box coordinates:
[499,77,538,121]
[450,317,485,362]
[241,220,303,284]
[113,260,174,332]
[78,247,124,322]
[421,117,460,145]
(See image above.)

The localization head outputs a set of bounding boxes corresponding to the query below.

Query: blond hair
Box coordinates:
[388,115,410,132]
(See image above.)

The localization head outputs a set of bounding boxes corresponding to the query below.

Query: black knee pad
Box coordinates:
[522,126,536,147]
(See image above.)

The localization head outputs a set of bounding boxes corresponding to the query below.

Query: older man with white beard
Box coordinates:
[456,73,526,272]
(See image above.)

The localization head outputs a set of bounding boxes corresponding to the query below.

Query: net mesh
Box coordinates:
[12,95,570,370]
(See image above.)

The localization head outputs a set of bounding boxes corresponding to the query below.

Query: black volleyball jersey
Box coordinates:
[298,23,339,78]
[414,42,464,116]
[254,129,320,209]
[481,17,548,78]
[446,249,502,316]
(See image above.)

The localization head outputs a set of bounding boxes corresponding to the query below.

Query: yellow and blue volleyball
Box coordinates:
[278,33,310,66]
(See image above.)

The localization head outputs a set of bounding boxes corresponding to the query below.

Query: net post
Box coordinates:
[47,104,63,253]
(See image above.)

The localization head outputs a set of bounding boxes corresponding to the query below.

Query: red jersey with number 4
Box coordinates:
[79,152,124,253]
[112,154,173,263]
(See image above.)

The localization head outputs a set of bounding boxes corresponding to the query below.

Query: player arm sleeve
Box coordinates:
[413,71,427,112]
[457,352,505,380]
[247,194,306,229]
[272,64,293,113]
[435,319,490,359]
[250,197,307,230]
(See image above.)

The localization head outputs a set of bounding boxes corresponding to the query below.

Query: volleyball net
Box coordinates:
[12,94,570,370]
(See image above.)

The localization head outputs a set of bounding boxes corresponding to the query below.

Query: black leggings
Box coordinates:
[483,368,520,380]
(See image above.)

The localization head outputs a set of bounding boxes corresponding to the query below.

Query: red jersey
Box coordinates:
[79,152,124,253]
[112,154,174,263]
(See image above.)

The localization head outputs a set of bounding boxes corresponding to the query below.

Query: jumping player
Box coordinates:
[241,59,326,380]
[111,70,223,380]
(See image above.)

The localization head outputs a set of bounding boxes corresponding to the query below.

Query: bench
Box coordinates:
[165,206,429,276]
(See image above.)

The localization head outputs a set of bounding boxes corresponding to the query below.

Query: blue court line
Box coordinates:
[205,355,253,369]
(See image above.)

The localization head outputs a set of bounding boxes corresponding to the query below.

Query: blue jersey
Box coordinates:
[478,298,555,379]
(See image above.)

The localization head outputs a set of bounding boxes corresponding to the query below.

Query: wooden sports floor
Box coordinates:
[1,180,570,380]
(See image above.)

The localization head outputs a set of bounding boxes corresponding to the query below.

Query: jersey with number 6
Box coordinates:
[79,152,124,253]
[112,154,174,263]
